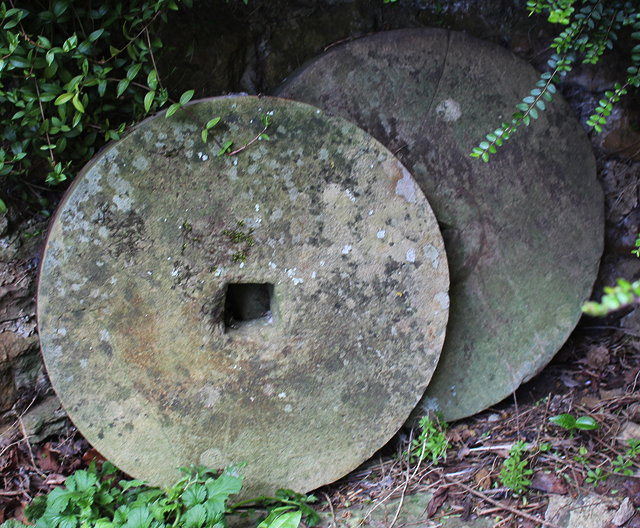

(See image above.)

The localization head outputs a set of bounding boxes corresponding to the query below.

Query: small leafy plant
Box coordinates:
[499,440,533,495]
[585,467,608,487]
[549,413,600,432]
[612,439,640,475]
[3,462,316,528]
[410,414,449,464]
[632,233,640,258]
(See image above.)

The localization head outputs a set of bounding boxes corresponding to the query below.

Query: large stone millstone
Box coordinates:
[37,96,449,494]
[275,29,604,421]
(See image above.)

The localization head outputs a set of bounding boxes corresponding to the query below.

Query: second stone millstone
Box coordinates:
[37,96,450,496]
[275,28,604,422]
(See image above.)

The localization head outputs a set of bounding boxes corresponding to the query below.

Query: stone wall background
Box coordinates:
[1,0,638,437]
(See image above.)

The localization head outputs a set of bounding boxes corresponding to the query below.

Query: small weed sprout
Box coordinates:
[585,467,608,487]
[574,445,590,465]
[499,440,533,495]
[633,234,640,258]
[549,413,600,434]
[410,415,449,464]
[612,439,640,476]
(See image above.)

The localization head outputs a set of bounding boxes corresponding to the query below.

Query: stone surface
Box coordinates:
[231,491,493,528]
[545,494,620,528]
[0,220,50,421]
[37,96,449,494]
[275,28,604,421]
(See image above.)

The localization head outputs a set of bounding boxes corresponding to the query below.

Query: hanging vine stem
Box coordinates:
[470,62,566,162]
[471,0,639,162]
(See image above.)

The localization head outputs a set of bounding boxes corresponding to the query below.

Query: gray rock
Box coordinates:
[37,96,449,495]
[274,28,604,421]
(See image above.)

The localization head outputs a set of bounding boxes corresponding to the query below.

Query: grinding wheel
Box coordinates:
[274,29,604,421]
[37,96,449,494]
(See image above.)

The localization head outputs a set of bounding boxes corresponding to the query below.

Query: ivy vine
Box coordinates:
[0,0,194,211]
[471,0,640,161]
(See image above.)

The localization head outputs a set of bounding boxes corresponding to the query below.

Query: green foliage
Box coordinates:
[549,413,600,431]
[582,277,640,316]
[472,0,640,161]
[612,439,640,475]
[632,233,640,257]
[3,463,316,528]
[410,415,449,464]
[573,445,590,465]
[585,467,608,487]
[499,440,533,495]
[0,0,193,189]
[231,490,319,528]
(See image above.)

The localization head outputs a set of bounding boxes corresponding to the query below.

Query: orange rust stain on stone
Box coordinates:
[119,293,162,373]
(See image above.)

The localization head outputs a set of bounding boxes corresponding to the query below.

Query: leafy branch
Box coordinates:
[0,0,191,193]
[471,0,640,161]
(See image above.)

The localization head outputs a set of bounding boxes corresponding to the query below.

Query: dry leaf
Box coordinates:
[585,346,610,370]
[474,467,491,490]
[427,487,448,519]
[531,471,568,495]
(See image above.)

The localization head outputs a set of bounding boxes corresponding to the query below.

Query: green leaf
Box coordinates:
[259,133,270,141]
[206,117,221,129]
[37,35,52,49]
[46,49,56,66]
[166,103,180,118]
[123,507,152,528]
[575,416,599,430]
[549,413,576,430]
[536,99,546,110]
[119,480,147,491]
[201,129,208,143]
[179,89,195,105]
[68,469,98,491]
[116,79,130,97]
[72,93,84,113]
[9,56,30,68]
[62,35,78,52]
[184,504,207,528]
[529,107,539,119]
[47,487,73,513]
[147,70,158,90]
[259,510,302,528]
[59,515,78,528]
[126,63,142,81]
[88,29,104,42]
[217,140,233,156]
[0,199,7,214]
[182,485,207,507]
[144,91,155,113]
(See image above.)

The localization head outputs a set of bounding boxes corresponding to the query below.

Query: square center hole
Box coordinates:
[224,283,274,330]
